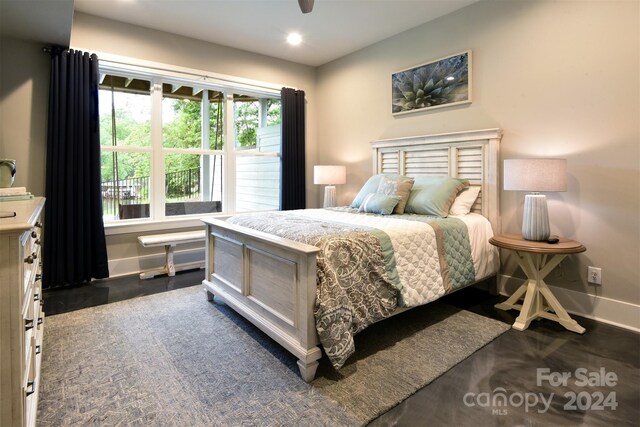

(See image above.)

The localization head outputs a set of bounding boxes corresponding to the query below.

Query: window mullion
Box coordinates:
[100,146,153,153]
[223,91,236,213]
[150,80,165,220]
[202,90,211,202]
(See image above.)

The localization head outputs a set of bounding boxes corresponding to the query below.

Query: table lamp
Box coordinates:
[314,165,346,208]
[503,158,567,241]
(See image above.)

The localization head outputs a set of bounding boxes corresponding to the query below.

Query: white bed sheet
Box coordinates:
[293,209,499,307]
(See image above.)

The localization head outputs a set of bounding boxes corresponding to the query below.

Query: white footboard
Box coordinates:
[201,217,322,382]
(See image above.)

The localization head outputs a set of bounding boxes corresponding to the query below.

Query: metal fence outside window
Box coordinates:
[101,167,201,219]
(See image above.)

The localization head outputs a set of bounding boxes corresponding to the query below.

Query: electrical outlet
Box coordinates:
[588,266,602,285]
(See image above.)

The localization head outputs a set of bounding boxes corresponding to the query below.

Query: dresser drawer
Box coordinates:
[22,306,34,376]
[23,334,39,427]
[0,197,45,427]
[25,306,43,427]
[22,240,40,298]
[21,252,39,362]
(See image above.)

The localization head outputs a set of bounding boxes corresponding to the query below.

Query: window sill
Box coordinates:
[104,213,230,236]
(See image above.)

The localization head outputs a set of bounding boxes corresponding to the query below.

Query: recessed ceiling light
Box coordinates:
[446,76,455,81]
[287,33,303,46]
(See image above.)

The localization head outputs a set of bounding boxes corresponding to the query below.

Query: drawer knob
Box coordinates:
[37,317,43,326]
[35,345,41,355]
[35,221,42,228]
[25,319,34,331]
[31,231,37,238]
[36,274,42,282]
[24,255,34,264]
[34,293,39,301]
[35,239,41,246]
[26,381,36,396]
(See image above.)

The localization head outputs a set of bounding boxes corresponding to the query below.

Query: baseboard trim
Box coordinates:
[498,274,640,333]
[108,248,205,278]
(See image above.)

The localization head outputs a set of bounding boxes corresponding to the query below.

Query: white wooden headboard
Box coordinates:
[370,128,502,233]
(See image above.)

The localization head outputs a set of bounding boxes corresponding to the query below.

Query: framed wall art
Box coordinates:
[392,50,472,115]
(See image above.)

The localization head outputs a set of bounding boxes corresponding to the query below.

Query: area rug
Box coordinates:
[38,285,509,426]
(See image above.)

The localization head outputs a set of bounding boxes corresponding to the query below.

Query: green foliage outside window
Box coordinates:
[100,90,281,201]
[163,99,202,174]
[234,98,281,148]
[235,101,258,148]
[100,108,151,182]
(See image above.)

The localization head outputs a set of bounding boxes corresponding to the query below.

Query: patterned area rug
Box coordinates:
[38,285,509,426]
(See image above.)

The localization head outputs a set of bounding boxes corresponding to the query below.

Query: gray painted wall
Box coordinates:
[0,37,48,197]
[316,0,639,305]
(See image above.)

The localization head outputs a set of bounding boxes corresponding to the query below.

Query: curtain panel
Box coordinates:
[280,87,306,210]
[43,49,109,288]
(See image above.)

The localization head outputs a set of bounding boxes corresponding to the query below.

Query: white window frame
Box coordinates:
[94,53,283,235]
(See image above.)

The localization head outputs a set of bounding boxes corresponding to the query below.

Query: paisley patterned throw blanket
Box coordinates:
[227,208,478,369]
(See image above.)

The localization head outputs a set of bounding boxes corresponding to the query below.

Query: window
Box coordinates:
[234,95,281,212]
[99,75,152,220]
[98,68,281,223]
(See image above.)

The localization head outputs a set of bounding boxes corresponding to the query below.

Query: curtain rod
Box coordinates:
[99,58,285,93]
[42,46,294,94]
[42,45,69,55]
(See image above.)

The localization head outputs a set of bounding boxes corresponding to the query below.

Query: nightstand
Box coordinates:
[490,233,586,334]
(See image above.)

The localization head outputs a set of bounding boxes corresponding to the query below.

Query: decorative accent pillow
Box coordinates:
[376,175,414,214]
[358,193,401,215]
[350,174,409,209]
[404,176,469,217]
[449,185,481,216]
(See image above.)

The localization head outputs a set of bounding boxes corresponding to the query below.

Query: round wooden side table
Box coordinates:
[490,233,587,334]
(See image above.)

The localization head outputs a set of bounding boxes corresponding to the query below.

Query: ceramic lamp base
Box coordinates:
[323,186,336,208]
[522,193,550,241]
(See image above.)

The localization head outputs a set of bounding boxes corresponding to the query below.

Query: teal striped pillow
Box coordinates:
[358,193,401,215]
[351,174,410,209]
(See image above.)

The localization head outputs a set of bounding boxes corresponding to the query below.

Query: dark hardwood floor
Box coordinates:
[43,269,201,316]
[43,271,640,426]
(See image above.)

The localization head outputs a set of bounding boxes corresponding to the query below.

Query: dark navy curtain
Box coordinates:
[43,49,109,288]
[280,87,306,210]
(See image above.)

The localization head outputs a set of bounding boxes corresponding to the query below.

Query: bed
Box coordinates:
[202,128,502,382]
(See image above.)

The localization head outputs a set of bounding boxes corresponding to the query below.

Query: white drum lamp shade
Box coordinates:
[314,165,346,208]
[504,159,567,241]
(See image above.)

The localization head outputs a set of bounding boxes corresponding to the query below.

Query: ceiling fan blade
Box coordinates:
[298,0,314,14]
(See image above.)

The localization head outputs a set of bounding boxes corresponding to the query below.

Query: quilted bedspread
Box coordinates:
[227,208,480,369]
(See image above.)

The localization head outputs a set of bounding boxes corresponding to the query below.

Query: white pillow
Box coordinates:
[449,186,481,216]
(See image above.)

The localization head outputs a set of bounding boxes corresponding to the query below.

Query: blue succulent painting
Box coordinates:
[392,52,470,114]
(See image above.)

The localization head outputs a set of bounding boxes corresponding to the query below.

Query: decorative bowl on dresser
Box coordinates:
[0,197,45,427]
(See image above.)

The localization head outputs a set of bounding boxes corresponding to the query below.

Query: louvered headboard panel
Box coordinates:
[371,129,502,233]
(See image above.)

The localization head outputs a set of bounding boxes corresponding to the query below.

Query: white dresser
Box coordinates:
[0,197,45,427]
